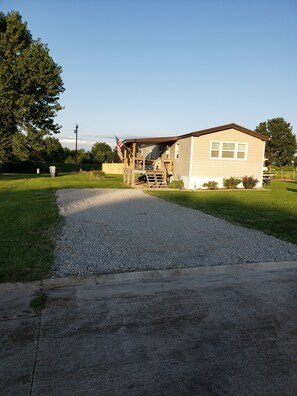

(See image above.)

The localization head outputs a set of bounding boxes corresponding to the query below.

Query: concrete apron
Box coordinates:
[1,261,297,396]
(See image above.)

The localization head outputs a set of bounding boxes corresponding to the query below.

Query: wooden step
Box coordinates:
[146,171,167,188]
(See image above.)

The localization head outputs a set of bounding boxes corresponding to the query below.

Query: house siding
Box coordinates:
[170,137,192,188]
[190,128,265,188]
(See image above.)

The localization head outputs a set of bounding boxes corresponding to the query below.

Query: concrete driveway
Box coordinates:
[1,261,297,395]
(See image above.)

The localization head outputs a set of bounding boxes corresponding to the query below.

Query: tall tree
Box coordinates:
[0,11,64,163]
[256,118,297,166]
[42,137,65,162]
[76,149,92,164]
[110,147,121,163]
[91,142,112,164]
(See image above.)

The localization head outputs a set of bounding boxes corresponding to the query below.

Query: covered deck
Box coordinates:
[123,136,177,187]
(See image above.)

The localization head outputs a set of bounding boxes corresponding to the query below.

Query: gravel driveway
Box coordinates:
[53,189,297,276]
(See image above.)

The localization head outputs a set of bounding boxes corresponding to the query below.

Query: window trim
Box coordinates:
[175,143,180,159]
[210,141,248,160]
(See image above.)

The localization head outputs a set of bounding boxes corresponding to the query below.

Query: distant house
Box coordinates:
[123,123,269,189]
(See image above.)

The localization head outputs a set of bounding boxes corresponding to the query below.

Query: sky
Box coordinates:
[1,0,297,150]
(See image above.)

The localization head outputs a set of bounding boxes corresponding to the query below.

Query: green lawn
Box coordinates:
[147,181,297,245]
[0,172,126,282]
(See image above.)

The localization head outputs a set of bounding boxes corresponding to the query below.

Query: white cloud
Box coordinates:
[58,136,116,150]
[60,138,96,145]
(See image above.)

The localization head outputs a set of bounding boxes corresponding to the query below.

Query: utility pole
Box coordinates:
[74,124,78,164]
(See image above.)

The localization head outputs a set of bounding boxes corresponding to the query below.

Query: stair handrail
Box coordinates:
[159,159,168,177]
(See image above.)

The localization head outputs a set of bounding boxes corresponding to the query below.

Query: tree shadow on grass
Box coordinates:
[0,173,39,180]
[287,188,297,193]
[0,186,59,282]
[150,189,297,246]
[286,181,297,193]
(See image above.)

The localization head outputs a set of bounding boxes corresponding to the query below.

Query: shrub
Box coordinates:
[242,175,259,189]
[169,174,184,189]
[89,170,105,179]
[223,177,242,189]
[202,180,218,190]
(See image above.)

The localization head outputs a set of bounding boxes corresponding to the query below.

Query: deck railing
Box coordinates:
[123,157,173,186]
[124,157,173,173]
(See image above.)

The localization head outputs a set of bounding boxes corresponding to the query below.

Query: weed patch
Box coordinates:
[30,291,47,312]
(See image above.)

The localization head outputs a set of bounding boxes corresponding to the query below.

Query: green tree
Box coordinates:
[77,149,92,164]
[64,155,74,164]
[0,11,64,163]
[11,128,45,161]
[62,147,72,159]
[64,148,92,164]
[256,118,297,166]
[110,147,121,163]
[42,137,65,162]
[91,142,112,163]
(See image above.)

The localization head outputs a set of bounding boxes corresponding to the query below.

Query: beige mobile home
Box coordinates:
[123,123,268,189]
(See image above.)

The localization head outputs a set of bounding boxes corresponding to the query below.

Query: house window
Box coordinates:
[175,143,180,159]
[237,144,246,159]
[222,142,235,158]
[210,141,247,160]
[211,142,220,158]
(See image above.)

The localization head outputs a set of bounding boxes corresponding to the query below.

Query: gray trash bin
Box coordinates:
[49,166,56,177]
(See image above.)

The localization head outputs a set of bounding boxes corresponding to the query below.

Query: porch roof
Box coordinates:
[124,136,178,145]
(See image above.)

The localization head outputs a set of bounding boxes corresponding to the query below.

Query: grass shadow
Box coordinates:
[148,181,297,246]
[287,188,297,193]
[0,187,60,282]
[0,173,39,180]
[0,172,127,282]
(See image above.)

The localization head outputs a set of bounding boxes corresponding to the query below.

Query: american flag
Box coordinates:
[116,136,124,161]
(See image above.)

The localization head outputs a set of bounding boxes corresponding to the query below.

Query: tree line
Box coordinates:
[0,11,296,169]
[41,138,120,164]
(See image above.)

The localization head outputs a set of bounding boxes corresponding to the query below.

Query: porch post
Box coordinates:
[123,148,127,183]
[132,143,136,167]
[131,143,136,187]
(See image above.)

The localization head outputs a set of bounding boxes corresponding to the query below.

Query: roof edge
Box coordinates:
[123,123,269,144]
[124,136,178,145]
[179,123,269,141]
